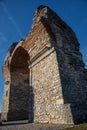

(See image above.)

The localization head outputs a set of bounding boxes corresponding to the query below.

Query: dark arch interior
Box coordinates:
[10,47,29,73]
[8,47,30,121]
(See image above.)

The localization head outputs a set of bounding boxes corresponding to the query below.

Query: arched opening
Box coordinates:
[8,47,30,121]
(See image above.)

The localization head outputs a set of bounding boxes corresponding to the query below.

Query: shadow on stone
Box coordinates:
[40,7,87,124]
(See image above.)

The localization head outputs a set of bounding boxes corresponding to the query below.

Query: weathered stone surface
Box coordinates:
[1,5,87,124]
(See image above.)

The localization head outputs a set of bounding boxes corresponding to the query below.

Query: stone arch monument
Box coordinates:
[1,5,87,124]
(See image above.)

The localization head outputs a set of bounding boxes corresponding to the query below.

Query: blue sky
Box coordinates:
[0,0,87,112]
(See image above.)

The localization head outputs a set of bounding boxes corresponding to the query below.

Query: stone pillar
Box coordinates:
[1,65,10,121]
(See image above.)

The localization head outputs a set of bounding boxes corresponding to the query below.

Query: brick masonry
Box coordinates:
[1,5,87,124]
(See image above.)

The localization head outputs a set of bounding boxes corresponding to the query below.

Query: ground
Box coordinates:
[0,121,73,130]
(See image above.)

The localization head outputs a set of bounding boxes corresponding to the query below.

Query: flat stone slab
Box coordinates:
[0,121,74,130]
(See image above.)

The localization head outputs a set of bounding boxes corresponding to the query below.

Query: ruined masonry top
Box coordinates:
[32,5,70,29]
[4,5,79,66]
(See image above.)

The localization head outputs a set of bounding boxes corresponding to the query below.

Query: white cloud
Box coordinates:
[0,2,23,38]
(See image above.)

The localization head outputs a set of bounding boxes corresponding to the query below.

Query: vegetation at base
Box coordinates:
[64,123,87,130]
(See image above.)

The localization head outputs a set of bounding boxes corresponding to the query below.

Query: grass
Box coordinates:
[64,123,87,130]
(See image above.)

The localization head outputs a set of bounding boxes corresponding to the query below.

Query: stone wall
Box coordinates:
[1,5,87,124]
[30,48,73,124]
[31,49,62,123]
[48,13,87,123]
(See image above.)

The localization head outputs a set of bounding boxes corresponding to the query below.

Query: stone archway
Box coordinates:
[8,47,30,121]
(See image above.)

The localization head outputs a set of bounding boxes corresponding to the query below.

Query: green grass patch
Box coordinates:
[64,123,87,130]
